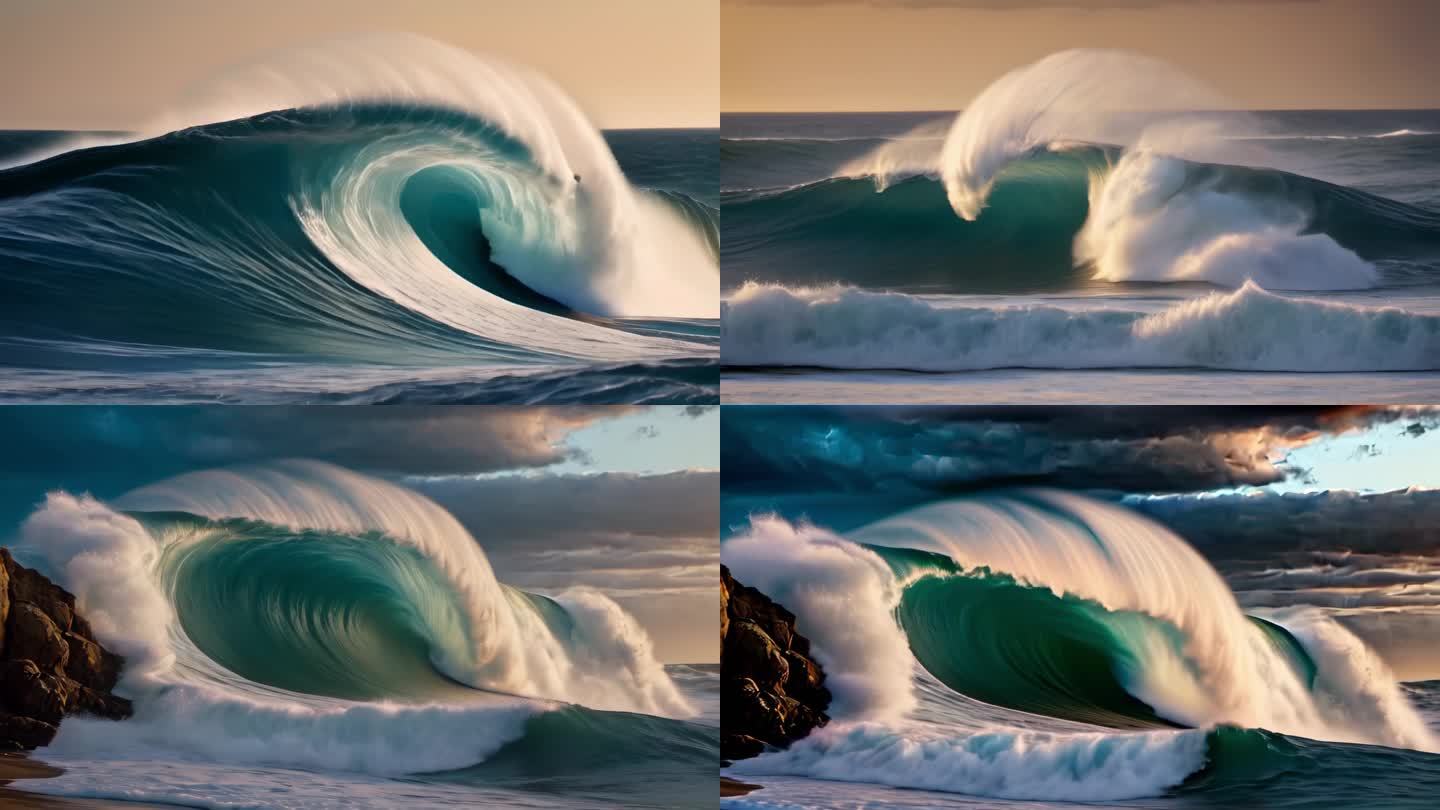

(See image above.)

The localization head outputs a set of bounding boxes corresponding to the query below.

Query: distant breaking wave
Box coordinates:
[721,281,1440,372]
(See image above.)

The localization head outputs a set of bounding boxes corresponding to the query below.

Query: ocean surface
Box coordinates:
[721,490,1440,810]
[721,105,1440,403]
[6,461,718,809]
[0,106,719,403]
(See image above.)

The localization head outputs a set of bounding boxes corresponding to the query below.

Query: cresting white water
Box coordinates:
[837,48,1383,293]
[720,281,1440,371]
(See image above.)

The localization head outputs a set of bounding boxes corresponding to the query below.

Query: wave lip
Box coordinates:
[720,281,1440,372]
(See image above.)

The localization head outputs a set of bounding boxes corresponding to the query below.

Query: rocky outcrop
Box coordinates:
[721,565,831,763]
[0,549,131,751]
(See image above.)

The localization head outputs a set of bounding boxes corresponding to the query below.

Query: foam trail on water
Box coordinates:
[730,723,1209,803]
[720,281,1440,372]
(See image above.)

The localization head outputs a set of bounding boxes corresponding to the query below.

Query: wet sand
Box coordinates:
[0,754,173,809]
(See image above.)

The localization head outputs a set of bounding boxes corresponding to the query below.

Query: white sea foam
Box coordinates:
[720,282,1440,371]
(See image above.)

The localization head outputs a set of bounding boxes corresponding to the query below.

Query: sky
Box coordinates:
[723,0,1440,112]
[0,0,718,130]
[0,405,718,663]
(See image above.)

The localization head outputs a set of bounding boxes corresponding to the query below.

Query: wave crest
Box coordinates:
[720,281,1440,372]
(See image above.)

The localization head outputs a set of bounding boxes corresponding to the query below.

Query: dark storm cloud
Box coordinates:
[1126,488,1440,553]
[0,406,622,478]
[0,406,633,529]
[722,406,1440,495]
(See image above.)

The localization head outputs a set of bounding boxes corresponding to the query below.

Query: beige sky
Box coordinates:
[724,0,1440,112]
[0,0,718,129]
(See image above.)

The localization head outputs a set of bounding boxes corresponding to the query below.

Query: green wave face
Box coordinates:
[883,550,1319,730]
[896,570,1185,729]
[152,513,483,700]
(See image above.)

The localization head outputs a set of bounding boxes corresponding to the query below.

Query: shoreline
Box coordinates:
[721,776,761,797]
[0,754,173,809]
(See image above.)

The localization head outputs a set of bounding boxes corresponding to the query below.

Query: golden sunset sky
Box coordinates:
[0,0,718,129]
[723,0,1440,112]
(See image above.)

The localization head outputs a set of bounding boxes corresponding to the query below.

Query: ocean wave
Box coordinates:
[9,461,694,779]
[723,145,1440,292]
[721,50,1440,295]
[720,492,1438,802]
[0,35,717,376]
[720,281,1440,371]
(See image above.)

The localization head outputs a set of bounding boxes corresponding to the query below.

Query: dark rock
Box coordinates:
[720,565,831,761]
[0,555,9,652]
[71,613,95,643]
[783,650,832,707]
[0,659,71,724]
[70,685,132,720]
[724,620,789,692]
[0,548,131,750]
[2,550,74,633]
[720,570,730,642]
[6,602,69,675]
[723,567,796,652]
[720,733,767,762]
[65,632,122,693]
[0,712,57,750]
